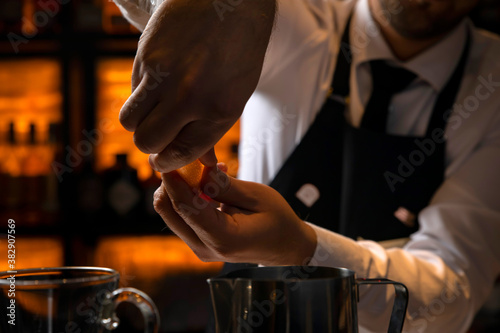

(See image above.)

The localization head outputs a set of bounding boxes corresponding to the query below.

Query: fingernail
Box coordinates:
[217,162,228,174]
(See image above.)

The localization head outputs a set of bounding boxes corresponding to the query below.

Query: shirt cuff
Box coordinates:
[305,222,380,278]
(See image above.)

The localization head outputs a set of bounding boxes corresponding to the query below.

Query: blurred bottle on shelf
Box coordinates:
[76,156,104,223]
[102,153,143,231]
[23,123,50,176]
[0,57,63,224]
[22,123,46,224]
[1,122,23,218]
[0,121,62,226]
[3,122,23,176]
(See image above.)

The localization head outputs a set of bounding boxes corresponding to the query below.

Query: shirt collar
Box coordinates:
[350,0,469,92]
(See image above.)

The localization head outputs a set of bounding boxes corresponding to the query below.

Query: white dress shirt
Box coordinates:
[114,0,500,332]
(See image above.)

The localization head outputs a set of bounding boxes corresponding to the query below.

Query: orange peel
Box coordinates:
[177,159,204,188]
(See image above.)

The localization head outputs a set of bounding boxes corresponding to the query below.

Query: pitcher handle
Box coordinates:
[356,279,408,333]
[101,287,160,333]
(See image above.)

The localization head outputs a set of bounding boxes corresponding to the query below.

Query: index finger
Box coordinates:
[162,171,240,240]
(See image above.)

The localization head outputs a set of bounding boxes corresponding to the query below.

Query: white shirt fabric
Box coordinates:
[114,0,500,332]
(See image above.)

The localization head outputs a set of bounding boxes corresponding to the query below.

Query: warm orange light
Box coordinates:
[95,58,240,180]
[94,235,223,282]
[95,58,150,179]
[22,0,36,36]
[0,237,64,272]
[0,59,62,177]
[0,59,62,122]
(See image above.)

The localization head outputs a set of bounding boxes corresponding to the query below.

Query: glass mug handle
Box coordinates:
[356,278,408,333]
[101,287,160,333]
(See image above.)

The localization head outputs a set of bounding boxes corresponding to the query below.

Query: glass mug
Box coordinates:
[0,267,159,333]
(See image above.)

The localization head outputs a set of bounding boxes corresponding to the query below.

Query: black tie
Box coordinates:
[360,60,417,133]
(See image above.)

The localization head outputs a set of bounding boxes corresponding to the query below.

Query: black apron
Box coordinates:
[269,17,471,241]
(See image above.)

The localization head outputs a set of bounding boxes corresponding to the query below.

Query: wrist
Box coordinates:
[287,221,318,266]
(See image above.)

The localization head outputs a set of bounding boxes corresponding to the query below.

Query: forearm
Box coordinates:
[113,0,278,31]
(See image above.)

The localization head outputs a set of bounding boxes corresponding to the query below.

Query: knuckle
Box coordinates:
[210,100,243,125]
[168,197,182,213]
[150,155,168,172]
[119,114,134,132]
[168,141,196,163]
[118,104,137,132]
[169,198,197,220]
[152,187,166,214]
[133,131,159,154]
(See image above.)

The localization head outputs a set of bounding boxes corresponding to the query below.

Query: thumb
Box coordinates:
[200,166,259,211]
[199,147,218,168]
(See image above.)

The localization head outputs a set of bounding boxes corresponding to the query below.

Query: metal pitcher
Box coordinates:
[207,266,408,333]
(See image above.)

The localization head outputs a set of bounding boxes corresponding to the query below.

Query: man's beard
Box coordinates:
[379,0,463,40]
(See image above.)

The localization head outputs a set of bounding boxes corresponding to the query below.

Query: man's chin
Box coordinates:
[392,15,463,41]
[386,1,461,40]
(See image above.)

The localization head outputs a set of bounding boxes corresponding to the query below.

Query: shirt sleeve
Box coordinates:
[112,0,163,31]
[308,122,500,332]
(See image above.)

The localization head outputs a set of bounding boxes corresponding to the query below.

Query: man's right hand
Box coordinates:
[119,0,276,172]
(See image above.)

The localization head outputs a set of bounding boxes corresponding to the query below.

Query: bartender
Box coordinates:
[114,0,500,332]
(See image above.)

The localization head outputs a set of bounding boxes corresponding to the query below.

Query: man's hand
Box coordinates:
[153,164,318,266]
[119,0,276,172]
